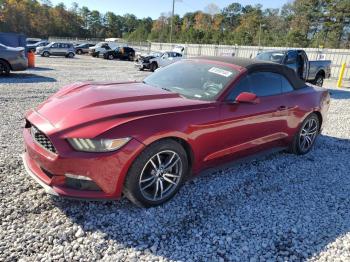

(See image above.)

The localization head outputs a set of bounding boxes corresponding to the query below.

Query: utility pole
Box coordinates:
[258,23,262,47]
[258,23,266,47]
[170,0,175,43]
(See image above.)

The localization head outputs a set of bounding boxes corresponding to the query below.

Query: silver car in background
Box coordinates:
[0,43,28,76]
[36,42,75,58]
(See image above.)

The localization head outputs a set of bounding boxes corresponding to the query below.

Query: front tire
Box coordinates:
[108,54,114,60]
[0,60,11,76]
[123,140,188,207]
[67,52,75,58]
[42,51,50,57]
[150,62,158,72]
[289,113,320,155]
[76,49,83,55]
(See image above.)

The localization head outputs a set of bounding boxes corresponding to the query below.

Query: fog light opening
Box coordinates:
[64,174,102,191]
[65,173,92,181]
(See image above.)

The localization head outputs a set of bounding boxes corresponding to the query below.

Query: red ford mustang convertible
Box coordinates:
[23,57,330,207]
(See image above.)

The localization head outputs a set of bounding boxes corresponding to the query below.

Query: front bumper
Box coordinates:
[135,61,150,69]
[22,127,145,200]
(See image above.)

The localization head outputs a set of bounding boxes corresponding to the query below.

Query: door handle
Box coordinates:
[278,106,287,111]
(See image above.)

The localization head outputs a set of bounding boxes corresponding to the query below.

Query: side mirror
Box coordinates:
[235,92,259,104]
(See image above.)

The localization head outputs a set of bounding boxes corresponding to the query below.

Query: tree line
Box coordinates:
[0,0,349,48]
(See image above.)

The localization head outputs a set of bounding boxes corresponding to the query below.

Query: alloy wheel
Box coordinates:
[139,150,182,201]
[0,62,5,75]
[0,61,9,76]
[315,76,324,87]
[299,117,318,152]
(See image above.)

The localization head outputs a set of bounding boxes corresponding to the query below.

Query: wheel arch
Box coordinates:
[313,110,323,131]
[316,69,325,78]
[140,136,195,175]
[0,58,12,70]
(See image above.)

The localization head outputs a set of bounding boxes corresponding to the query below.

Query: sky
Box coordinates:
[50,0,288,19]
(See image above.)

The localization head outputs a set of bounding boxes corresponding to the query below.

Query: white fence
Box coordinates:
[151,42,350,80]
[47,37,350,80]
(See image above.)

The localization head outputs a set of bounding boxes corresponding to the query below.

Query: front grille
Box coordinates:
[31,126,57,153]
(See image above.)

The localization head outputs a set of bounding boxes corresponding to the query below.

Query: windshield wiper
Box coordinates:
[161,87,173,92]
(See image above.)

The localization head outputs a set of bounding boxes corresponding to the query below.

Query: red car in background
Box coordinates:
[22,57,330,207]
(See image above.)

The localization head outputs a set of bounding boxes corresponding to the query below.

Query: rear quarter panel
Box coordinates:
[283,84,330,141]
[308,60,332,80]
[0,49,27,70]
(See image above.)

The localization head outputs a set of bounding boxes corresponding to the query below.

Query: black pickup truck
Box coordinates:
[256,49,331,86]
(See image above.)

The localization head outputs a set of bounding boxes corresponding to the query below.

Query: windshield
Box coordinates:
[143,61,238,101]
[256,51,286,63]
[151,52,162,57]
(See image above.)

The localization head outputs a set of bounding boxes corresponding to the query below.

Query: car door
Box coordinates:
[49,43,60,55]
[284,51,298,73]
[59,43,68,55]
[173,52,182,63]
[159,52,172,67]
[218,71,289,161]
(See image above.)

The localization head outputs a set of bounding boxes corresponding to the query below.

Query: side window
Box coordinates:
[227,76,251,101]
[286,51,297,64]
[249,72,282,97]
[51,43,58,48]
[281,76,294,93]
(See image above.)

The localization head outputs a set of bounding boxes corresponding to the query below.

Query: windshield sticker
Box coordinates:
[208,67,233,77]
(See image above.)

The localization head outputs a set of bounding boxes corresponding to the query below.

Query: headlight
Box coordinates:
[68,137,131,152]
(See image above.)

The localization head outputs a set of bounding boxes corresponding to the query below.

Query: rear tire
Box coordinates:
[123,140,188,207]
[108,54,114,60]
[289,113,320,155]
[314,73,324,87]
[0,60,10,76]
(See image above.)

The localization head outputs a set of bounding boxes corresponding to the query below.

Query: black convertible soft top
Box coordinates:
[194,56,306,90]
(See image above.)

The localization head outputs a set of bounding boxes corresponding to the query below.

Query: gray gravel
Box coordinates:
[1,56,350,261]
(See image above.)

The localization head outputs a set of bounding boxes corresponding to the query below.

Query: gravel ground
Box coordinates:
[1,55,350,262]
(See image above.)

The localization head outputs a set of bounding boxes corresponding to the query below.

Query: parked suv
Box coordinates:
[75,43,95,55]
[36,42,75,58]
[0,43,28,76]
[103,47,135,60]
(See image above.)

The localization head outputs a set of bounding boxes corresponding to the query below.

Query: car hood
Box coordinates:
[5,46,24,52]
[141,55,156,61]
[30,81,211,137]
